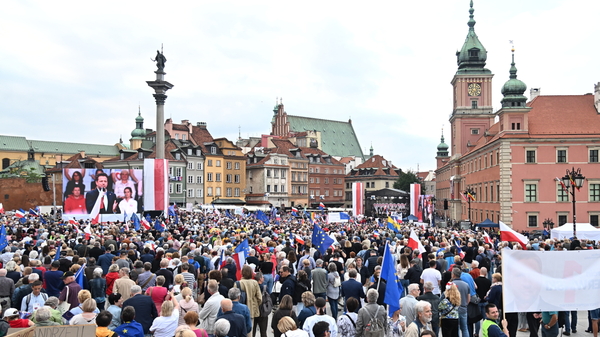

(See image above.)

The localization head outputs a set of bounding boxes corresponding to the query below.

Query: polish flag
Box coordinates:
[499,221,529,249]
[0,203,4,214]
[141,217,151,230]
[483,231,493,245]
[407,229,426,257]
[291,233,305,245]
[89,190,106,224]
[144,159,169,212]
[15,209,26,218]
[83,223,93,240]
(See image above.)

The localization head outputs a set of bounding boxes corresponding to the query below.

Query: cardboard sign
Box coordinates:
[7,324,96,337]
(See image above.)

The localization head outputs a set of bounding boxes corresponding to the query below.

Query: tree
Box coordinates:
[393,170,423,192]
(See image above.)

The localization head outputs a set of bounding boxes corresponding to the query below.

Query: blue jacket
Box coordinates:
[220,311,247,337]
[122,294,158,334]
[218,301,251,333]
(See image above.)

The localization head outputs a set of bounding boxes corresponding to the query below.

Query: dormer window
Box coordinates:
[175,153,181,160]
[211,146,216,154]
[138,152,144,159]
[469,49,479,58]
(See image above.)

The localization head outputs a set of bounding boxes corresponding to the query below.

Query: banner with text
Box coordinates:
[503,249,600,312]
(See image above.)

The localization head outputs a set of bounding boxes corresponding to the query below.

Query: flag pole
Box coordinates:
[376,242,388,292]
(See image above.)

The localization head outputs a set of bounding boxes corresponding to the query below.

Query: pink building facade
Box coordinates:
[435,2,600,231]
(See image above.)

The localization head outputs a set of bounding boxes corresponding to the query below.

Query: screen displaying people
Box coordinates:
[62,168,143,215]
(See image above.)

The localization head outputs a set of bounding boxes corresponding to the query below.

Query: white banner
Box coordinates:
[503,249,600,312]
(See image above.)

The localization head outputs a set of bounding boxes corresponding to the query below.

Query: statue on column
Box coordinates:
[152,50,167,72]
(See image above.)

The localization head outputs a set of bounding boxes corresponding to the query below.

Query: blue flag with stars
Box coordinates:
[132,213,141,231]
[0,225,8,253]
[155,218,164,232]
[311,223,334,255]
[381,242,403,316]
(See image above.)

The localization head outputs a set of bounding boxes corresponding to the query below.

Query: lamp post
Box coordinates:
[562,167,585,238]
[464,188,476,223]
[543,218,554,238]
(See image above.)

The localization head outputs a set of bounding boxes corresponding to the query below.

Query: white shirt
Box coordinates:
[420,268,442,295]
[21,292,47,313]
[303,314,338,337]
[118,198,138,215]
[150,309,179,337]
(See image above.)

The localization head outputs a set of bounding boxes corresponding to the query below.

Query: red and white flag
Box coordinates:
[352,182,364,216]
[89,190,106,224]
[499,221,529,249]
[83,223,93,240]
[0,203,3,214]
[483,231,493,244]
[15,209,25,218]
[144,159,169,212]
[141,217,151,230]
[407,229,426,257]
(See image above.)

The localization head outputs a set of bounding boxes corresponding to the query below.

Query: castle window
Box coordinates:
[471,128,479,135]
[469,49,479,58]
[471,100,478,108]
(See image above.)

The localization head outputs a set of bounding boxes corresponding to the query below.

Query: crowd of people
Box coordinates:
[0,208,597,337]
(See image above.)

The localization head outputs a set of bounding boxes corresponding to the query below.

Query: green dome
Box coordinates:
[456,0,490,74]
[437,132,449,157]
[500,53,528,108]
[131,111,146,138]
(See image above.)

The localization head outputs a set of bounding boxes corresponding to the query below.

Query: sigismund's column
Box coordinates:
[147,49,174,159]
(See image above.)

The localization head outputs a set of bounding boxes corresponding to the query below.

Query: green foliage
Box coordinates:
[393,170,423,191]
[0,167,43,183]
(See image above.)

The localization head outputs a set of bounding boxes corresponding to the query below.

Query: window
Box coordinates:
[234,188,240,197]
[169,183,173,194]
[226,188,232,197]
[216,173,221,182]
[176,184,182,194]
[511,123,521,130]
[197,188,203,197]
[207,160,213,167]
[558,215,567,226]
[385,182,389,188]
[226,162,232,169]
[235,175,240,183]
[471,100,478,109]
[188,175,194,184]
[175,153,181,160]
[324,169,329,174]
[215,187,221,196]
[309,168,313,173]
[590,184,600,201]
[557,149,567,163]
[266,185,271,192]
[175,167,182,177]
[315,168,319,173]
[235,162,240,170]
[281,169,286,178]
[557,184,569,202]
[226,174,232,183]
[207,173,213,182]
[281,185,285,193]
[471,128,479,135]
[197,176,202,184]
[188,189,194,198]
[591,215,599,227]
[591,150,599,163]
[273,170,278,178]
[324,178,329,184]
[316,178,320,183]
[528,214,538,227]
[366,182,370,188]
[325,190,329,196]
[188,162,194,170]
[526,150,536,163]
[273,185,278,192]
[211,147,216,154]
[267,170,271,177]
[216,160,221,167]
[207,187,213,196]
[197,162,203,170]
[525,184,537,202]
[310,178,314,183]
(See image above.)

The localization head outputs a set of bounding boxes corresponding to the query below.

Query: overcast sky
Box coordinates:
[2,0,598,172]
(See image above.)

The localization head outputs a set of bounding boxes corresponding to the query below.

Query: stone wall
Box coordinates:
[0,177,62,211]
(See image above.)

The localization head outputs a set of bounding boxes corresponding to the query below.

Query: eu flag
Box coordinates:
[381,243,403,316]
[0,225,8,252]
[311,223,334,255]
[256,210,269,224]
[154,218,165,232]
[131,213,141,231]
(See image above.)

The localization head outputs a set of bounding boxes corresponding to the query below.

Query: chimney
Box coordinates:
[79,150,86,158]
[181,120,189,124]
[595,82,600,113]
[197,122,207,129]
[530,88,541,101]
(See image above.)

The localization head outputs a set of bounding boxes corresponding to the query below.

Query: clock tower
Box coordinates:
[449,0,495,157]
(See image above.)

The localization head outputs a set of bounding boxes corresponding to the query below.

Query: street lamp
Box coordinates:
[464,188,476,223]
[543,218,554,238]
[562,167,585,238]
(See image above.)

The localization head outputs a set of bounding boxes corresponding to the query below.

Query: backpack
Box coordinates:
[478,253,491,270]
[236,281,247,304]
[364,305,385,337]
[259,285,273,317]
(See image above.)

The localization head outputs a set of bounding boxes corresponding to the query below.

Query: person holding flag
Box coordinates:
[380,242,404,316]
[312,223,334,255]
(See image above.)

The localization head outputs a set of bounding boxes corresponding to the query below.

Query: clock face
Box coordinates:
[468,83,481,96]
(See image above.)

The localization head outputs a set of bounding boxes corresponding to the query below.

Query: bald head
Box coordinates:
[221,299,233,312]
[0,269,6,277]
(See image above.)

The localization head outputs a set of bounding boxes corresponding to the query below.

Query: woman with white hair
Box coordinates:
[150,290,180,337]
[34,306,60,326]
[89,267,106,310]
[356,289,389,337]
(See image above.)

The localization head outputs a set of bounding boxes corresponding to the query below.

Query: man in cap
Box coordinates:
[58,271,81,310]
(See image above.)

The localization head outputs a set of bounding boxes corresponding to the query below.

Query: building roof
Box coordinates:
[528,95,599,136]
[348,154,399,177]
[0,135,30,152]
[29,140,120,156]
[286,115,364,159]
